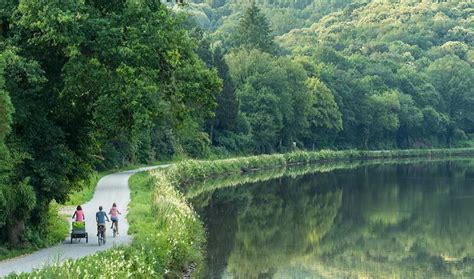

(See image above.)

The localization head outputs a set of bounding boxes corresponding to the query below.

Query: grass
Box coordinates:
[43,201,69,247]
[0,247,37,262]
[64,172,102,206]
[9,247,160,278]
[64,148,474,206]
[63,160,170,206]
[129,171,206,277]
[9,173,162,278]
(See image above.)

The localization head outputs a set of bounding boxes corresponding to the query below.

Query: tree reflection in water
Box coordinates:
[192,160,474,278]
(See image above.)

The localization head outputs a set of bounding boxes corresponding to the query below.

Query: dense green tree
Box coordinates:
[0,50,37,245]
[234,3,277,54]
[395,65,441,109]
[0,55,11,144]
[0,0,221,246]
[1,0,474,249]
[304,77,342,147]
[426,55,474,135]
[0,53,12,229]
[238,84,282,153]
[367,91,401,148]
[396,94,423,147]
[422,107,449,145]
[227,49,316,152]
[211,46,239,134]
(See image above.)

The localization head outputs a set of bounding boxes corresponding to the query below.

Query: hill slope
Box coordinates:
[277,1,473,147]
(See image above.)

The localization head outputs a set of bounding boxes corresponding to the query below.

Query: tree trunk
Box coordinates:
[363,127,369,149]
[7,219,25,247]
[210,124,214,144]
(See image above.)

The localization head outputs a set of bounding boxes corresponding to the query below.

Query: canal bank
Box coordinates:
[9,148,474,278]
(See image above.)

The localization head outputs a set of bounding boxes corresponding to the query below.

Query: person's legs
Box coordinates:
[97,224,105,237]
[111,218,119,234]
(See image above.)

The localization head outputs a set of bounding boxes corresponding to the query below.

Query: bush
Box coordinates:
[43,201,69,246]
[0,200,68,262]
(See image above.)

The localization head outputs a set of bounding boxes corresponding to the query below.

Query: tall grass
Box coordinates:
[129,172,205,278]
[14,247,159,278]
[186,156,474,199]
[167,148,474,191]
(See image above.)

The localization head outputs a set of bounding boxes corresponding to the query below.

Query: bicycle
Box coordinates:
[97,224,106,246]
[112,221,117,238]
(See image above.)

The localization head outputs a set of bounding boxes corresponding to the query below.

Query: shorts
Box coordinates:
[111,217,119,222]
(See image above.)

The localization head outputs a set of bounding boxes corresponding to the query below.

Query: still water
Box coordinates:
[192,160,474,278]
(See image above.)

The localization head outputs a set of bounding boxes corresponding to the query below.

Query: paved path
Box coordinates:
[0,165,168,277]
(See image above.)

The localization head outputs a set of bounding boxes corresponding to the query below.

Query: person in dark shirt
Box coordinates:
[96,206,109,237]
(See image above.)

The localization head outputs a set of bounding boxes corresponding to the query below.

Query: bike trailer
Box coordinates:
[71,221,88,243]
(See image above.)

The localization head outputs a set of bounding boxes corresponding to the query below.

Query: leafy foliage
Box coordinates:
[0,0,220,247]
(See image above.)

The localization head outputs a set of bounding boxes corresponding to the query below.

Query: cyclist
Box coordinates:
[72,205,85,222]
[96,206,109,239]
[109,203,122,235]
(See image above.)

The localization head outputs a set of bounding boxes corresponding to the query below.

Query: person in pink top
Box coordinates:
[109,203,121,235]
[72,205,85,222]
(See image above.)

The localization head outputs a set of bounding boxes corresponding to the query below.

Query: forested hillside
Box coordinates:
[184,0,473,152]
[279,0,474,148]
[179,0,364,35]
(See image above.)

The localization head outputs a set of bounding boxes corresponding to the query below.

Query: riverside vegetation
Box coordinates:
[9,148,474,278]
[1,0,473,270]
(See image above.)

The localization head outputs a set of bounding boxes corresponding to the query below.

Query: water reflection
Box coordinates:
[192,160,474,278]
